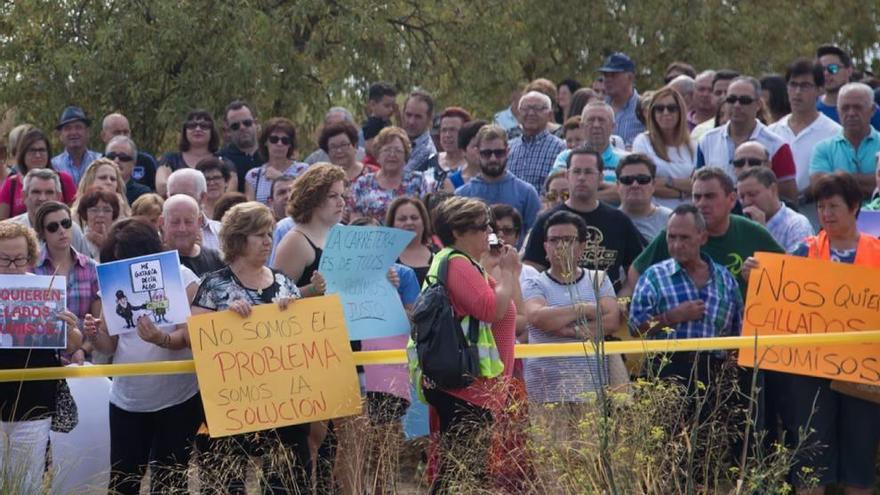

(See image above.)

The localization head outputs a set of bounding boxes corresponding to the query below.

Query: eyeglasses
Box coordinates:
[329,142,352,153]
[544,190,570,202]
[520,105,549,114]
[229,119,254,131]
[725,95,756,106]
[87,206,114,215]
[105,151,134,162]
[547,236,579,245]
[787,81,816,92]
[731,158,765,168]
[618,174,653,185]
[823,63,840,75]
[652,104,680,114]
[26,147,48,155]
[479,149,507,159]
[45,218,73,233]
[204,174,225,183]
[185,121,212,131]
[379,147,406,156]
[493,226,518,236]
[267,135,291,145]
[0,256,28,267]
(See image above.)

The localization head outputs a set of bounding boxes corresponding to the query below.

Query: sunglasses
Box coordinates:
[185,121,212,131]
[105,151,134,162]
[725,95,756,106]
[618,174,653,185]
[45,218,73,233]
[732,158,764,168]
[229,119,254,131]
[468,221,491,232]
[824,63,840,75]
[267,135,292,145]
[493,226,518,236]
[544,190,570,202]
[479,148,506,159]
[652,104,680,114]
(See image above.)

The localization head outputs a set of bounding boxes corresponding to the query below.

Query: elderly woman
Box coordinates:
[386,196,435,285]
[0,128,77,219]
[156,110,229,197]
[32,201,101,364]
[195,156,234,220]
[0,222,82,491]
[744,173,880,495]
[192,201,308,492]
[73,157,132,217]
[81,218,201,494]
[245,117,308,205]
[413,196,520,493]
[349,126,429,222]
[319,120,374,183]
[76,188,122,260]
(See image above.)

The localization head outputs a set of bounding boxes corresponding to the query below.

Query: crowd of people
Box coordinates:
[2,43,880,494]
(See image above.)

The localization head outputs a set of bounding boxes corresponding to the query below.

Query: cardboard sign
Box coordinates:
[187,294,362,437]
[738,252,880,385]
[0,275,67,349]
[96,251,190,335]
[319,225,415,340]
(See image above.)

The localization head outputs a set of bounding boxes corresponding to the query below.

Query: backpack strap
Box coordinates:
[436,248,483,345]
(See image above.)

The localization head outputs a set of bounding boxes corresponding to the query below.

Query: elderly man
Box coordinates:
[816,44,880,130]
[616,154,671,243]
[51,106,101,184]
[402,89,438,172]
[166,168,222,251]
[689,70,717,129]
[523,147,644,290]
[507,91,566,192]
[105,135,151,205]
[737,166,813,252]
[160,194,223,276]
[810,82,880,197]
[100,112,157,191]
[696,76,798,202]
[454,124,541,236]
[731,141,772,178]
[597,52,645,146]
[218,100,262,192]
[621,167,783,297]
[3,169,91,254]
[304,107,367,165]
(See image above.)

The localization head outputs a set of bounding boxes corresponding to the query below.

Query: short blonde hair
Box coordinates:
[372,126,411,162]
[131,193,165,218]
[432,196,490,246]
[0,222,40,266]
[74,157,131,218]
[286,163,346,224]
[220,201,276,263]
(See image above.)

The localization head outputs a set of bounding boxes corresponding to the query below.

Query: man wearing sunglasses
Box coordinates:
[105,135,150,205]
[616,154,671,243]
[455,125,541,239]
[696,76,798,203]
[100,112,158,191]
[815,44,880,131]
[218,100,262,193]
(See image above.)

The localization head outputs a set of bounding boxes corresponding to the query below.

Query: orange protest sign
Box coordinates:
[738,252,880,385]
[187,295,362,438]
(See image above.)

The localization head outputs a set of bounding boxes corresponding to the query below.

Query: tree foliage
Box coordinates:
[1,0,877,153]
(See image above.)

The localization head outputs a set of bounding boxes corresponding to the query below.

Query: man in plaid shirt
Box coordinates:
[506,91,565,192]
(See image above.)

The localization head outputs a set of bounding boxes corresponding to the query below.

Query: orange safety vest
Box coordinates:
[805,231,880,266]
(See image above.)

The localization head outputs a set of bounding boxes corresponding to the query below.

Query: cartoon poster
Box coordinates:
[0,275,67,349]
[96,250,190,335]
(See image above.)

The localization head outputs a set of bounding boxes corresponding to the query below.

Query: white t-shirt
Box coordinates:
[109,266,200,412]
[631,132,695,209]
[768,113,841,194]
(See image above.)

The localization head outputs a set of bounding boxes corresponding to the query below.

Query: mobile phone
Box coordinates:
[488,233,502,249]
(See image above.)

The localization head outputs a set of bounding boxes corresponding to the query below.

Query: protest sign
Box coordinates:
[738,252,880,385]
[856,210,880,237]
[187,294,362,438]
[319,225,415,340]
[0,275,67,349]
[96,250,190,335]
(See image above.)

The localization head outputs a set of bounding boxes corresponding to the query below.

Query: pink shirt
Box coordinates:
[363,334,411,401]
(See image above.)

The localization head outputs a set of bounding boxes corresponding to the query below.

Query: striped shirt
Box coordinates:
[629,254,743,340]
[507,130,566,192]
[522,269,614,403]
[33,248,99,326]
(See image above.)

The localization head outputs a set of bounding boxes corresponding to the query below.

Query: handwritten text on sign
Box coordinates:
[187,295,361,437]
[0,275,67,349]
[738,252,880,385]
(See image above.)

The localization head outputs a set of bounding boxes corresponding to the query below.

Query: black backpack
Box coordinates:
[410,250,481,389]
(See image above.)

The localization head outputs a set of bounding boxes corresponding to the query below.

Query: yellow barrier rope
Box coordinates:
[2,331,880,382]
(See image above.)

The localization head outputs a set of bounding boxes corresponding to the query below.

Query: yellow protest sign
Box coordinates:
[738,252,880,385]
[187,295,362,437]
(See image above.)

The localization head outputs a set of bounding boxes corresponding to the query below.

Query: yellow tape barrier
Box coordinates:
[2,331,880,383]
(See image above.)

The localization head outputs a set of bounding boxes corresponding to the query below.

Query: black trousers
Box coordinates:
[109,393,203,494]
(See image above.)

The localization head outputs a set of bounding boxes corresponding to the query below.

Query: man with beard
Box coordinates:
[218,100,262,192]
[455,124,541,237]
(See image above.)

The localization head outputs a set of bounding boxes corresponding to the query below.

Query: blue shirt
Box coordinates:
[455,170,542,236]
[51,149,102,185]
[269,217,296,267]
[405,131,437,172]
[507,130,566,192]
[809,128,880,176]
[817,99,880,131]
[393,263,420,306]
[551,145,628,183]
[629,254,743,340]
[607,90,646,146]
